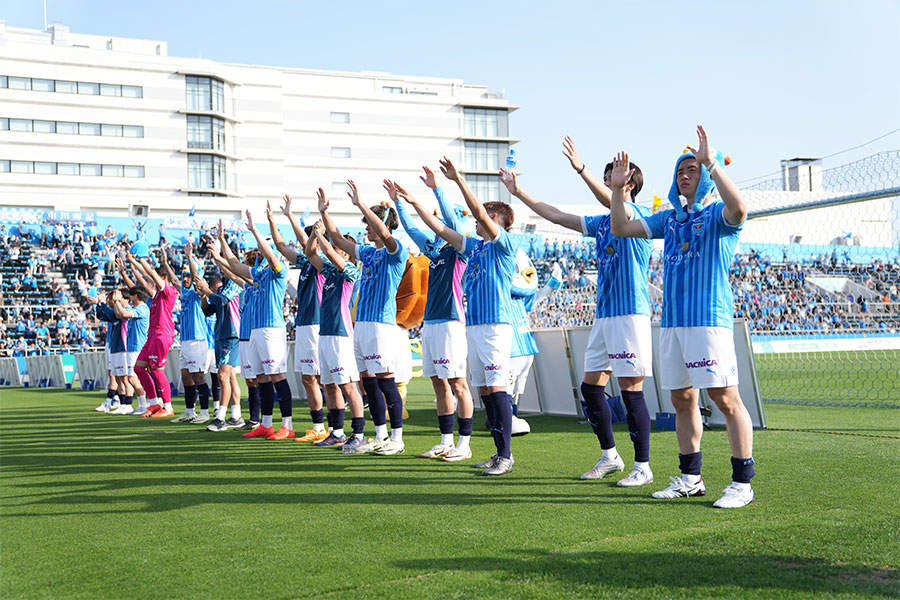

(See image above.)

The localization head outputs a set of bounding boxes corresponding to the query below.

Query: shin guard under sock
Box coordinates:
[377,377,404,429]
[362,377,386,426]
[620,389,651,463]
[581,382,614,449]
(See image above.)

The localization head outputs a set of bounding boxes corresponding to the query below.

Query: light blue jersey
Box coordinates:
[319,261,362,337]
[395,187,467,324]
[355,243,408,324]
[582,203,652,319]
[295,255,324,327]
[461,229,516,326]
[179,286,207,341]
[250,260,288,330]
[124,303,149,353]
[239,283,254,340]
[510,294,538,357]
[640,200,743,328]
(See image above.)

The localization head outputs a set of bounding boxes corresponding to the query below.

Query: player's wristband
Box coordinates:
[707,159,719,175]
[576,164,586,175]
[547,276,563,290]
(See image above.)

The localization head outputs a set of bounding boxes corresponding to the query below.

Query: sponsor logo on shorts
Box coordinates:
[484,364,502,372]
[433,358,450,365]
[608,351,635,360]
[685,358,718,369]
[330,366,344,374]
[363,354,382,361]
[261,359,276,365]
[298,358,315,364]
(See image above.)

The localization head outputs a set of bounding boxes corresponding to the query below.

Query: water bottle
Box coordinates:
[502,149,517,182]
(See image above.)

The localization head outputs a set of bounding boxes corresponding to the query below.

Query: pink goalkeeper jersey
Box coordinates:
[149,283,178,337]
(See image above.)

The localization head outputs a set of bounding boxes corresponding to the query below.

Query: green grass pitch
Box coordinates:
[1,379,898,599]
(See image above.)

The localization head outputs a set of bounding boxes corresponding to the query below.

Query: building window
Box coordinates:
[464,142,502,172]
[331,147,351,159]
[465,175,502,204]
[9,119,32,132]
[123,165,145,178]
[79,123,101,136]
[99,83,121,97]
[0,160,9,172]
[0,161,143,178]
[382,86,403,94]
[80,164,102,176]
[464,108,503,138]
[55,80,77,94]
[102,164,124,177]
[0,118,7,130]
[34,162,57,175]
[186,76,225,112]
[332,182,351,195]
[78,82,100,95]
[101,124,123,137]
[33,120,56,133]
[187,154,226,189]
[330,112,350,123]
[32,79,54,92]
[123,125,144,138]
[8,77,31,90]
[11,161,34,174]
[58,163,78,175]
[187,115,225,150]
[121,85,143,98]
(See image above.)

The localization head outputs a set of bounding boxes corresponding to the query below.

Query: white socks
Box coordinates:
[231,405,241,420]
[375,424,388,440]
[282,416,293,431]
[216,406,227,421]
[440,433,454,447]
[333,428,345,438]
[602,447,619,461]
[390,427,403,443]
[457,435,471,452]
[261,415,273,428]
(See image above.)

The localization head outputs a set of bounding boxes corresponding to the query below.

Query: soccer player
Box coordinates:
[171,242,212,425]
[211,224,262,431]
[608,125,756,508]
[504,138,655,486]
[233,209,295,440]
[194,271,244,431]
[303,213,366,450]
[388,172,475,462]
[89,291,122,413]
[109,286,150,414]
[423,156,518,475]
[118,255,153,414]
[131,250,180,418]
[267,195,328,442]
[320,180,409,456]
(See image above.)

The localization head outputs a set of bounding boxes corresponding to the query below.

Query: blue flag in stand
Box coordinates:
[188,205,196,217]
[301,206,310,228]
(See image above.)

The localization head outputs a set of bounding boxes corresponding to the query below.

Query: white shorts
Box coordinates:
[206,348,216,373]
[394,327,412,384]
[105,347,113,371]
[583,314,652,377]
[179,339,209,373]
[111,351,139,377]
[508,354,534,396]
[294,324,320,376]
[319,335,359,386]
[422,320,467,379]
[248,327,288,376]
[467,323,512,388]
[659,326,739,390]
[239,340,256,379]
[354,321,399,375]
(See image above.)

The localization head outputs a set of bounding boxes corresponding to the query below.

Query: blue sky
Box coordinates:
[3,0,899,207]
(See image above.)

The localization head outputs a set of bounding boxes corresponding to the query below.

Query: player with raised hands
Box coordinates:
[319,181,409,455]
[267,195,328,442]
[502,140,655,486]
[389,170,475,462]
[239,208,295,441]
[303,211,366,450]
[438,156,517,475]
[608,125,756,508]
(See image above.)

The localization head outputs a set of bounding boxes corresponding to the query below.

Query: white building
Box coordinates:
[0,22,518,230]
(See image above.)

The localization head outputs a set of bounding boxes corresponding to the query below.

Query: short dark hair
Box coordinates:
[129,286,149,302]
[366,205,399,231]
[483,201,514,230]
[603,161,644,199]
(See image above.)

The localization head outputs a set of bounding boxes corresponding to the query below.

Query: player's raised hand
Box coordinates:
[280,194,292,217]
[217,219,224,240]
[244,209,256,232]
[185,239,193,256]
[312,219,325,237]
[347,180,360,206]
[382,179,400,202]
[610,151,635,192]
[316,188,329,212]
[686,125,713,166]
[264,200,274,221]
[394,182,418,206]
[438,157,460,182]
[562,136,584,172]
[419,166,438,189]
[499,168,521,195]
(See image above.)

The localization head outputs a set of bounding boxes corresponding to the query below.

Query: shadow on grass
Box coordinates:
[392,551,899,597]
